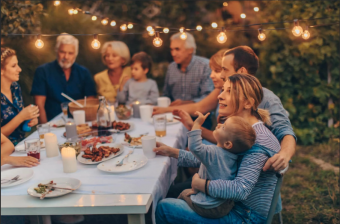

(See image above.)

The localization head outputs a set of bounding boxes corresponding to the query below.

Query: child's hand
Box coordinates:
[193,111,210,126]
[186,188,198,197]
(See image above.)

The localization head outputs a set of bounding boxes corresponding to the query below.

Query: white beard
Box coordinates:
[58,59,75,69]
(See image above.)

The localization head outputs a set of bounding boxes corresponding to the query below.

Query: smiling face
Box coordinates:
[210,68,224,89]
[170,39,193,65]
[57,44,77,69]
[103,45,126,70]
[1,55,22,82]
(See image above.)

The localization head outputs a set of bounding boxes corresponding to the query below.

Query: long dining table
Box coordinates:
[1,113,182,224]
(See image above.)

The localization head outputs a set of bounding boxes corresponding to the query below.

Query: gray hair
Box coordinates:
[55,33,79,56]
[101,41,131,66]
[170,32,196,54]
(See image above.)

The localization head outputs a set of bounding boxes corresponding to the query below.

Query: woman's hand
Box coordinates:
[6,156,40,167]
[27,118,39,127]
[152,107,170,116]
[172,109,194,130]
[19,105,39,122]
[153,142,179,159]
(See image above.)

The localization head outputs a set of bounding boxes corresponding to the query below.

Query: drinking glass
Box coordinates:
[37,123,50,141]
[25,138,41,161]
[153,114,166,137]
[61,102,69,119]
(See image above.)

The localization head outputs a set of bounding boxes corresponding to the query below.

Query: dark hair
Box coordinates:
[224,46,259,75]
[131,51,152,71]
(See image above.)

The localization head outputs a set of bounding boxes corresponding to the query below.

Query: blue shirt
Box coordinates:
[30,60,97,121]
[1,82,25,145]
[163,55,214,103]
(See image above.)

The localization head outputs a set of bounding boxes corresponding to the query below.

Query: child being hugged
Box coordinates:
[117,52,159,105]
[178,111,256,219]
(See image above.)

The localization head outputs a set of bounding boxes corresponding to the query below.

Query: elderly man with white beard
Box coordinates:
[31,34,97,123]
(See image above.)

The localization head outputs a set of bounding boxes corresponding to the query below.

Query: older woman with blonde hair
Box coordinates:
[94,41,131,103]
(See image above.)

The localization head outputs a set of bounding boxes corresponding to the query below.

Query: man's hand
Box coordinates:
[170,99,183,106]
[186,188,198,197]
[152,107,169,116]
[172,109,194,130]
[153,142,179,159]
[193,111,210,127]
[263,152,290,172]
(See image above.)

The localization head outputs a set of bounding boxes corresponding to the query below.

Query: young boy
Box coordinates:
[117,52,159,105]
[178,111,256,219]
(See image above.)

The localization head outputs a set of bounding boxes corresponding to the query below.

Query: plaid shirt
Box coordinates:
[163,55,214,102]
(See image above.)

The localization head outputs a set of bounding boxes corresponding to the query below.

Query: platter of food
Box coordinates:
[122,133,146,148]
[77,143,124,165]
[110,121,134,133]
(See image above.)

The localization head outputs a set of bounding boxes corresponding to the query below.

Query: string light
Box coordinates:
[73,9,78,15]
[292,19,303,36]
[110,20,116,26]
[180,31,187,40]
[223,2,228,7]
[92,16,97,21]
[54,1,60,6]
[68,9,74,15]
[101,18,108,25]
[211,22,218,28]
[146,26,153,32]
[240,13,246,19]
[120,24,127,31]
[254,7,259,12]
[128,23,133,29]
[91,34,100,49]
[148,29,155,36]
[258,28,266,41]
[302,26,310,40]
[179,27,185,32]
[196,25,203,31]
[216,27,227,44]
[163,28,169,33]
[153,31,163,47]
[35,35,44,49]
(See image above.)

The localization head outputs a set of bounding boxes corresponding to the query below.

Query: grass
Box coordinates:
[272,144,339,224]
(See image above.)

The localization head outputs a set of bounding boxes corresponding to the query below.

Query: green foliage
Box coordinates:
[253,1,340,145]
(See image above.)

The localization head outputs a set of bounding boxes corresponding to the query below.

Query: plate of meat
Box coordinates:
[122,133,145,148]
[77,143,124,165]
[110,121,135,133]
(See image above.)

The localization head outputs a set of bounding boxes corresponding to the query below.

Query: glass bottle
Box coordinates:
[97,96,112,135]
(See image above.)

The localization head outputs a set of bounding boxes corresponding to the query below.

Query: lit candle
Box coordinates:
[44,133,59,158]
[65,122,77,139]
[61,147,77,173]
[132,101,141,118]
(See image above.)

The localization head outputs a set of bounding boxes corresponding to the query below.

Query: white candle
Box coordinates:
[61,147,77,173]
[73,110,86,125]
[44,133,59,158]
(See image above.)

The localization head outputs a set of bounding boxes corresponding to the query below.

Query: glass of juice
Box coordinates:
[153,114,167,137]
[25,138,41,161]
[37,123,50,140]
[61,102,69,119]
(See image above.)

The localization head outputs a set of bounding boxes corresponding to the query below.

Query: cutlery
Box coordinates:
[116,147,135,166]
[140,132,148,136]
[1,175,20,184]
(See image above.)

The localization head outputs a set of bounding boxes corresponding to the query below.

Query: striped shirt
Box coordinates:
[178,121,281,218]
[163,55,214,102]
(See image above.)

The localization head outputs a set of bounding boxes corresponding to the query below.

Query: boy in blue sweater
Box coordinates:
[178,111,256,219]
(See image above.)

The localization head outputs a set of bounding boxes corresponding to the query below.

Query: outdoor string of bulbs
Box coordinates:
[24,1,340,49]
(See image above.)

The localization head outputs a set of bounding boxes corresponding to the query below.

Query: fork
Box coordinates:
[116,147,135,166]
[1,175,20,184]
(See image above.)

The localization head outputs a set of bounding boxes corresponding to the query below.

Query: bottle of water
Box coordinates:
[97,96,112,136]
[22,104,34,132]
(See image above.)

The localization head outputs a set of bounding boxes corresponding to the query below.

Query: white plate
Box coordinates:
[49,119,66,128]
[15,141,45,153]
[148,118,180,126]
[27,177,81,198]
[97,154,148,173]
[121,142,142,148]
[110,122,135,133]
[1,168,34,188]
[77,143,124,165]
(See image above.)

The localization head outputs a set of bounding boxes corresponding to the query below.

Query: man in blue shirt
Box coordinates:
[31,34,97,123]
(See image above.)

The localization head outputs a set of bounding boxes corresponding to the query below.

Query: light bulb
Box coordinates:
[54,1,60,6]
[148,29,155,36]
[196,25,203,31]
[128,23,133,29]
[258,33,266,41]
[254,7,259,12]
[120,24,127,31]
[179,27,185,32]
[91,35,100,49]
[110,20,116,26]
[35,39,44,49]
[153,37,163,47]
[211,22,218,28]
[292,25,303,36]
[146,26,153,32]
[92,16,97,21]
[302,30,310,40]
[240,13,246,19]
[163,28,169,33]
[73,9,78,14]
[223,2,228,7]
[101,18,108,25]
[68,9,74,15]
[216,32,227,43]
[180,32,187,40]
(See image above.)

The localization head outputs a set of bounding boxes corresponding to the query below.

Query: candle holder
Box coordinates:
[132,101,141,118]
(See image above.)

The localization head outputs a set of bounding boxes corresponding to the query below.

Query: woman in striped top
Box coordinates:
[155,74,281,224]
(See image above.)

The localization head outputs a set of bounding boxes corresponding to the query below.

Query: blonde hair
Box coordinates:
[55,33,79,56]
[1,47,16,68]
[170,32,197,54]
[228,73,271,126]
[210,49,228,71]
[101,41,131,66]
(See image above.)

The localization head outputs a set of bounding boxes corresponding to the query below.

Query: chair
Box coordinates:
[266,165,289,224]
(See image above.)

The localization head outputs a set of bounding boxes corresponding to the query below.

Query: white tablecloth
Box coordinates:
[1,114,181,223]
